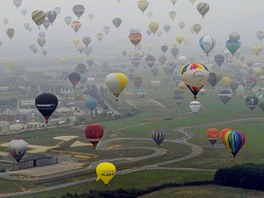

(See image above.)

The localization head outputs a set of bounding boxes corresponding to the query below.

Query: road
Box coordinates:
[0,117,263,197]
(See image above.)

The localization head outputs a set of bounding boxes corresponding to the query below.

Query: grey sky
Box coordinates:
[0,0,264,59]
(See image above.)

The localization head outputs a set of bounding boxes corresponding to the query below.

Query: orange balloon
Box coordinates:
[206,128,219,146]
[220,128,231,144]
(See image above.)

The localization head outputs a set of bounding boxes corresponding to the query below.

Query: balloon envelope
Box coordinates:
[96,162,116,185]
[8,139,28,163]
[35,93,58,123]
[151,129,166,147]
[85,124,104,149]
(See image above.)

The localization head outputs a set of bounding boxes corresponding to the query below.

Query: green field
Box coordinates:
[0,68,263,197]
[141,185,264,198]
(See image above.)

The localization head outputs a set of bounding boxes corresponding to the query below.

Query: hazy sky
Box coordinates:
[0,0,264,59]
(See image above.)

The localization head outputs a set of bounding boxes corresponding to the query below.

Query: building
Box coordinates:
[26,122,46,130]
[9,123,26,131]
[13,153,58,171]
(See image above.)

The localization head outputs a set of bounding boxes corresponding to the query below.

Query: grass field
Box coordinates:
[0,67,263,197]
[15,170,215,198]
[141,185,264,198]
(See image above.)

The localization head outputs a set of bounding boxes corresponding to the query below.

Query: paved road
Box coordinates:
[0,117,263,197]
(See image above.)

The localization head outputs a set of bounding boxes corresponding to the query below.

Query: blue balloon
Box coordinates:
[226,39,241,55]
[85,98,97,111]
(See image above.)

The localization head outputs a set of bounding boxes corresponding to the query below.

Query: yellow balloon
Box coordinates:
[178,21,185,29]
[138,0,148,13]
[252,45,261,56]
[176,35,184,45]
[178,81,187,92]
[149,22,159,34]
[221,76,232,87]
[105,73,129,100]
[6,60,14,73]
[253,67,262,77]
[72,37,80,47]
[96,162,116,185]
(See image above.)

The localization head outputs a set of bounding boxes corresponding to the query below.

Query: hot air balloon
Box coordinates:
[37,37,46,48]
[31,10,46,28]
[82,36,91,47]
[145,55,156,68]
[105,73,128,101]
[161,45,168,53]
[88,13,94,20]
[71,21,81,33]
[197,3,210,18]
[220,128,231,143]
[222,129,246,158]
[103,26,111,35]
[72,4,85,19]
[130,56,141,68]
[8,139,28,163]
[207,72,221,89]
[171,0,178,6]
[199,36,216,56]
[171,47,179,58]
[200,88,206,96]
[41,50,47,57]
[46,10,57,24]
[226,39,241,55]
[35,93,58,124]
[206,128,219,146]
[76,63,86,74]
[221,76,232,87]
[21,9,27,16]
[138,0,148,13]
[6,28,15,39]
[97,33,104,41]
[189,100,201,113]
[43,19,50,30]
[158,55,167,65]
[256,30,264,42]
[135,87,146,101]
[112,17,122,29]
[151,80,160,90]
[176,35,184,45]
[96,162,116,186]
[244,77,257,88]
[252,45,261,56]
[219,90,232,104]
[85,124,104,149]
[230,80,239,94]
[129,32,142,48]
[87,59,94,68]
[245,96,258,111]
[180,63,209,99]
[163,25,171,33]
[151,129,166,147]
[147,11,153,18]
[174,89,184,105]
[68,72,81,88]
[54,7,61,15]
[214,55,225,67]
[149,22,159,34]
[192,24,202,34]
[133,76,143,89]
[178,22,185,29]
[64,16,72,26]
[169,11,176,21]
[85,98,98,111]
[13,0,22,9]
[190,0,196,5]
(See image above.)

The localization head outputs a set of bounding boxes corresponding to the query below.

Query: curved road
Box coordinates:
[0,117,263,197]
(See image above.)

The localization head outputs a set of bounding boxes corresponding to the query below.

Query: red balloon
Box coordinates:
[206,128,219,146]
[129,32,142,47]
[85,124,104,149]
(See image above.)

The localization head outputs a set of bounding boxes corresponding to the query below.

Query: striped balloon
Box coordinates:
[31,10,46,28]
[129,32,142,47]
[151,129,166,147]
[197,3,210,18]
[222,130,246,158]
